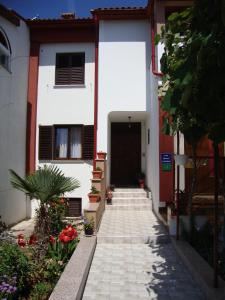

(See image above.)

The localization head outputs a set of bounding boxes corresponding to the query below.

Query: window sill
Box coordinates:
[53,84,86,89]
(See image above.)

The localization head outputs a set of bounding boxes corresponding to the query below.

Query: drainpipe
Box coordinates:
[93,14,99,169]
[150,0,163,77]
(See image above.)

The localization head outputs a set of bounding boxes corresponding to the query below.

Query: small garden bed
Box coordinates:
[0,222,80,299]
[0,165,87,299]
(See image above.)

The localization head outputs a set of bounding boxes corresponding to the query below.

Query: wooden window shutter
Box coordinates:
[70,53,85,84]
[39,126,53,160]
[83,125,94,160]
[55,53,85,85]
[67,198,82,217]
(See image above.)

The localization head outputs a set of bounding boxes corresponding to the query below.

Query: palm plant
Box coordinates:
[9,165,80,236]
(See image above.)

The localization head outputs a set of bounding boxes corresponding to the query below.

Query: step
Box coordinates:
[111,197,150,204]
[106,204,152,211]
[114,188,146,192]
[97,234,170,244]
[112,191,148,198]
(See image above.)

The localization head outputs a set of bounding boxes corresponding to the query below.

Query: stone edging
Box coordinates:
[49,236,97,300]
[171,237,225,300]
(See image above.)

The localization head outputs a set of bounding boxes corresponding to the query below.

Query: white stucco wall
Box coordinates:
[146,71,160,211]
[97,20,151,152]
[0,17,29,225]
[36,43,95,211]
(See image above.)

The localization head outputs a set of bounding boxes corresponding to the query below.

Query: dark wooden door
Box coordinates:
[111,122,141,186]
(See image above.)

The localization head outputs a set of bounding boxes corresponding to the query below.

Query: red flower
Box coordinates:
[17,234,26,247]
[29,234,37,245]
[59,233,71,243]
[18,238,26,247]
[59,225,78,243]
[49,235,56,244]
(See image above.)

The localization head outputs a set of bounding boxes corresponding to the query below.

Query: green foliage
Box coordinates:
[0,241,30,295]
[10,165,79,236]
[95,167,102,171]
[48,199,68,235]
[90,186,99,194]
[47,239,78,263]
[83,217,94,231]
[9,165,80,204]
[29,281,53,300]
[159,0,225,145]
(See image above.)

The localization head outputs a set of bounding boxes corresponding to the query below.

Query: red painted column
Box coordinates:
[26,42,40,174]
[159,106,174,202]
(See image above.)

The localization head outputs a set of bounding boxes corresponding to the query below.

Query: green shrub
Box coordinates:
[0,241,30,296]
[29,281,53,300]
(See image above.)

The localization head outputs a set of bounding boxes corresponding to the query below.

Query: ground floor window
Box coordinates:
[55,126,82,159]
[65,197,82,217]
[38,124,94,160]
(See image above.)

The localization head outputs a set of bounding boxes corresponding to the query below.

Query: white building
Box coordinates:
[0,0,193,224]
[0,5,29,224]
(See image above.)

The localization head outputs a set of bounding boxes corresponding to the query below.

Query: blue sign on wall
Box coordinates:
[161,153,172,164]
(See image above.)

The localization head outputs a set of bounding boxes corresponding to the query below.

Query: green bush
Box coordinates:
[0,242,30,296]
[29,281,53,300]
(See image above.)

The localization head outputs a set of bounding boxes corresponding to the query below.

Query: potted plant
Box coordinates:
[97,151,107,160]
[83,217,94,236]
[92,167,102,179]
[137,172,145,188]
[88,186,100,203]
[106,187,113,205]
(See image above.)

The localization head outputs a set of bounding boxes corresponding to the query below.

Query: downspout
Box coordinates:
[93,14,99,168]
[150,0,163,77]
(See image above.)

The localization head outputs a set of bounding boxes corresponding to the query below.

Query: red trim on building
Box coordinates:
[28,20,95,43]
[26,42,40,174]
[93,15,99,167]
[159,105,174,202]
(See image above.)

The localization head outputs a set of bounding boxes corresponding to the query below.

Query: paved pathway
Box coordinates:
[82,189,205,300]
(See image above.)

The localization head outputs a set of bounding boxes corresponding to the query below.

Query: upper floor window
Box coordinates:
[55,53,85,85]
[0,28,11,71]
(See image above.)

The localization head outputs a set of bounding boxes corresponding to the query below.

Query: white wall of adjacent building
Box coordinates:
[0,16,29,225]
[36,43,95,213]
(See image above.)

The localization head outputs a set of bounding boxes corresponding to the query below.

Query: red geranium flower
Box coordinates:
[29,234,37,245]
[18,238,26,247]
[59,233,71,243]
[49,235,56,244]
[59,225,78,243]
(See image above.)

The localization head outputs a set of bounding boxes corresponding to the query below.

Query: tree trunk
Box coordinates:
[34,203,50,237]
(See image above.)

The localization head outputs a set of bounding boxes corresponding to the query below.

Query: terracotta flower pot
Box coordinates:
[92,170,102,179]
[97,152,107,160]
[88,193,100,203]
